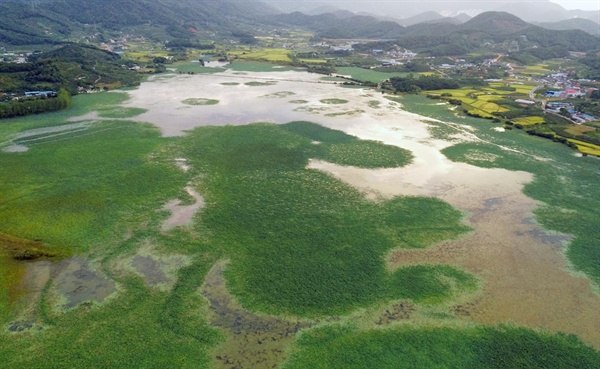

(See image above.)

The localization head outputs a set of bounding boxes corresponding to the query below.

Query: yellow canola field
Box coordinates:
[513,116,545,125]
[229,48,292,62]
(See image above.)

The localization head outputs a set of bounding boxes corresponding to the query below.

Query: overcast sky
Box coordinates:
[550,1,600,11]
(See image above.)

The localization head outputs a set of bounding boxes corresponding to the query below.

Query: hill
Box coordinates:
[399,11,461,27]
[458,11,532,35]
[260,0,597,23]
[0,44,142,94]
[0,0,275,46]
[271,12,407,39]
[321,11,600,57]
[538,18,600,36]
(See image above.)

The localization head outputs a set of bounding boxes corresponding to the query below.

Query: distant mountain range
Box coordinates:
[270,11,600,57]
[0,0,597,56]
[260,0,599,24]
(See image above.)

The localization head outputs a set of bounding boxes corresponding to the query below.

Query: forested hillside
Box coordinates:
[0,44,141,94]
[0,0,274,45]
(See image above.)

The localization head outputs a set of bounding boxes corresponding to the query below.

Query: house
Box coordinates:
[546,91,562,98]
[25,91,57,97]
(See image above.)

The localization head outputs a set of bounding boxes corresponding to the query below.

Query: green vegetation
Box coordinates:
[387,76,460,93]
[336,67,409,84]
[0,120,185,251]
[169,62,226,74]
[0,279,219,368]
[97,106,147,118]
[245,81,277,86]
[0,92,131,144]
[0,45,142,95]
[178,122,472,316]
[0,89,71,119]
[181,98,219,106]
[320,98,348,105]
[229,48,292,63]
[261,91,296,98]
[227,61,297,73]
[284,325,600,369]
[0,91,221,367]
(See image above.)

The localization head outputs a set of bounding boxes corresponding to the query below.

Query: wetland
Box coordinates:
[1,63,599,368]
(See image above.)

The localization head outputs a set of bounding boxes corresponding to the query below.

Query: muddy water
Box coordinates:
[161,186,205,232]
[123,71,366,136]
[202,262,312,369]
[10,256,116,330]
[112,69,600,348]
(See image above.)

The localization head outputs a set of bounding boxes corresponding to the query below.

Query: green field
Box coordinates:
[181,98,219,106]
[425,83,537,118]
[229,48,293,63]
[336,67,410,83]
[166,61,226,74]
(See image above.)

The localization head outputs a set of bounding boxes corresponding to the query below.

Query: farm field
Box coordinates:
[1,66,600,368]
[228,48,293,63]
[425,83,538,118]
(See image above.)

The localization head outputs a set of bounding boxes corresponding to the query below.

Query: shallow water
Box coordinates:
[161,186,204,232]
[202,262,311,369]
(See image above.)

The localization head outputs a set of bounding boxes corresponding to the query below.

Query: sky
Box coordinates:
[549,0,600,11]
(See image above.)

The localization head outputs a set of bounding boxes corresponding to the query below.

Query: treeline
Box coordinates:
[167,39,216,49]
[0,45,142,94]
[387,76,460,93]
[580,55,600,80]
[0,89,71,119]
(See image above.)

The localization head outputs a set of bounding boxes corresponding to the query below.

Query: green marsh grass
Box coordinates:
[2,88,599,367]
[320,98,348,105]
[182,98,219,106]
[167,62,225,74]
[336,67,410,83]
[227,61,297,73]
[179,122,472,316]
[0,93,131,143]
[283,324,600,369]
[245,81,277,87]
[97,107,147,119]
